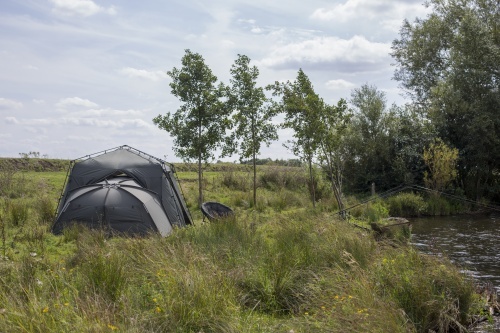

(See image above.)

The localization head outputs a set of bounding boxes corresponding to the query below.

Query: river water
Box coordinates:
[410,213,500,291]
[410,214,500,332]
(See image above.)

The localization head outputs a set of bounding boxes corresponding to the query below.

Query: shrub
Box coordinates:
[267,190,304,212]
[34,195,55,224]
[220,171,249,191]
[8,199,29,227]
[387,192,427,217]
[362,201,389,222]
[425,195,452,216]
[259,167,306,191]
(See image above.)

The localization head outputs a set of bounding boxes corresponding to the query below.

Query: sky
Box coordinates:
[0,0,431,162]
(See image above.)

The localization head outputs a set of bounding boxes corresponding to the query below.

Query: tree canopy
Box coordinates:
[153,49,230,205]
[392,0,500,199]
[228,54,278,205]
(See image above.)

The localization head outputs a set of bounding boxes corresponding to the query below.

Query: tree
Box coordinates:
[268,69,322,207]
[153,49,230,206]
[423,138,459,194]
[227,54,278,206]
[344,84,393,192]
[392,0,500,199]
[316,99,351,213]
[387,104,436,186]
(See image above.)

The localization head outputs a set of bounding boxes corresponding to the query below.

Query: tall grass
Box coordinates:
[387,192,427,217]
[0,165,486,332]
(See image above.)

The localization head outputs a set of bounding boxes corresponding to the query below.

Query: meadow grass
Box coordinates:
[0,162,485,332]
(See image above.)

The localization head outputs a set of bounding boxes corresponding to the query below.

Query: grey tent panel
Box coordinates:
[53,146,192,236]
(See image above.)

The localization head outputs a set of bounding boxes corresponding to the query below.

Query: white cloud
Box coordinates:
[49,0,116,17]
[83,108,144,117]
[258,35,391,72]
[0,98,23,110]
[13,117,154,130]
[325,79,356,90]
[310,0,429,31]
[119,67,168,81]
[5,116,20,124]
[56,97,99,109]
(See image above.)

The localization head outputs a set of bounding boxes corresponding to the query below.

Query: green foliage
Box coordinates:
[423,138,459,193]
[268,69,323,207]
[34,195,55,224]
[425,195,453,216]
[316,99,351,211]
[0,166,485,332]
[387,192,427,217]
[219,171,250,192]
[365,201,389,222]
[259,167,307,191]
[79,251,128,302]
[373,248,477,332]
[392,0,500,200]
[153,49,230,206]
[350,200,389,222]
[8,199,29,227]
[227,54,278,206]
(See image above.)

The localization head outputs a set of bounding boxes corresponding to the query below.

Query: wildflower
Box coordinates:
[64,302,69,306]
[304,312,309,316]
[321,306,326,310]
[42,307,49,313]
[107,324,118,331]
[153,298,157,303]
[155,306,162,313]
[334,295,339,300]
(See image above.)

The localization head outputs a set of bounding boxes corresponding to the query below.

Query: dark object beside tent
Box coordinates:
[201,202,234,221]
[52,145,192,236]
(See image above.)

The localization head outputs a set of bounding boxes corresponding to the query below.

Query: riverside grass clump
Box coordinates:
[0,162,485,332]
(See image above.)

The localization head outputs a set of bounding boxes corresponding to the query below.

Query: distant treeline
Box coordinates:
[0,157,69,172]
[238,158,302,167]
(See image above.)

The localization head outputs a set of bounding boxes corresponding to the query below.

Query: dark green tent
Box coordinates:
[52,145,192,236]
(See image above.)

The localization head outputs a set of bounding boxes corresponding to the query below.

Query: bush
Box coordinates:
[366,201,389,222]
[220,171,249,191]
[425,195,458,216]
[259,167,307,191]
[8,199,29,227]
[34,195,55,224]
[387,192,427,217]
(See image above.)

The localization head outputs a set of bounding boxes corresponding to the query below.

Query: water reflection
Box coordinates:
[410,214,500,291]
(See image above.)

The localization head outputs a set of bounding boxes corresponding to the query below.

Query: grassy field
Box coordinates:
[0,161,488,332]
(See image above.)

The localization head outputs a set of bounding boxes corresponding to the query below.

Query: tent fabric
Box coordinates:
[53,146,192,236]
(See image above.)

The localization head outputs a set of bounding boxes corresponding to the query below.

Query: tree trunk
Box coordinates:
[198,156,203,207]
[253,148,257,207]
[308,158,316,208]
[198,120,203,207]
[326,154,344,217]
